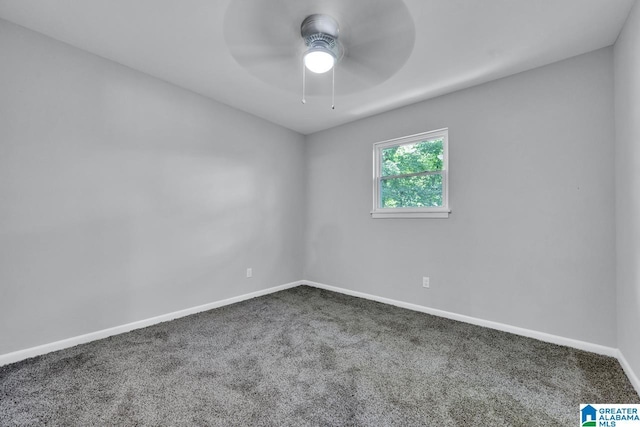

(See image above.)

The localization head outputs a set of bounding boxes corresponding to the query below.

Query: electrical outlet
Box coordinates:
[422,276,430,288]
[246,268,252,278]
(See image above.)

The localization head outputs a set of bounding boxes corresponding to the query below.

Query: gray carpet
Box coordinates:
[1,286,638,426]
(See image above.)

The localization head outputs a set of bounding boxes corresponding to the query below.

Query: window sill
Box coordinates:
[370,210,450,219]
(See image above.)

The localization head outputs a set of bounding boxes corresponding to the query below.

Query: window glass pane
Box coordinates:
[381,174,443,208]
[381,138,444,177]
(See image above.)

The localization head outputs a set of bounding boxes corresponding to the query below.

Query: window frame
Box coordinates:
[371,128,450,219]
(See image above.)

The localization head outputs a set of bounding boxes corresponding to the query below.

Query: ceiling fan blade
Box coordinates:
[237,55,297,73]
[224,0,301,61]
[231,45,296,67]
[341,0,412,34]
[336,0,415,84]
[345,28,415,81]
[338,56,387,86]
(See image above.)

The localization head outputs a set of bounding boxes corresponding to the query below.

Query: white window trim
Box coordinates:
[371,128,450,219]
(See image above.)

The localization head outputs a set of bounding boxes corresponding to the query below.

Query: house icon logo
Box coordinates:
[581,404,597,426]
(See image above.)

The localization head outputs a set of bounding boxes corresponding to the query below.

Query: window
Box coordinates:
[372,128,449,219]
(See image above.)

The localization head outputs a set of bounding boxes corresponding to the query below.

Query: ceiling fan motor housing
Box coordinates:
[301,14,340,60]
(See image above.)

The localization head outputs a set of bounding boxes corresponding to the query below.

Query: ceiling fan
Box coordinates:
[300,14,340,75]
[300,13,340,107]
[223,0,416,108]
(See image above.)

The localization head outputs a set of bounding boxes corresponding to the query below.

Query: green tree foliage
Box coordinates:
[381,139,444,208]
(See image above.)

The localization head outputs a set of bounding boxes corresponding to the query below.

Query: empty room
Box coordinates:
[1,0,640,425]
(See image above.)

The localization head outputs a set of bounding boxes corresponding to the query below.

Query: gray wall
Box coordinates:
[0,19,306,355]
[615,0,640,380]
[0,15,630,359]
[305,48,617,347]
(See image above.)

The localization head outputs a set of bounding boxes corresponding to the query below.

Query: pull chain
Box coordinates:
[302,60,306,104]
[301,60,336,109]
[331,66,335,110]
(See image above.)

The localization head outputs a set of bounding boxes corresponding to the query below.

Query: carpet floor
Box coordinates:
[1,286,638,426]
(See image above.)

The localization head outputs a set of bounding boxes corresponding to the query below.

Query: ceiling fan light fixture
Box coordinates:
[304,48,335,74]
[300,14,341,107]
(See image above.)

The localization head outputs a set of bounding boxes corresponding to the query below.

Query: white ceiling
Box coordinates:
[0,0,635,135]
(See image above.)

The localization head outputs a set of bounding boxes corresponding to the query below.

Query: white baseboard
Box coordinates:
[302,280,618,358]
[617,349,640,396]
[3,278,637,397]
[0,280,302,367]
